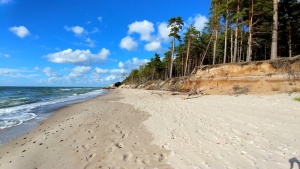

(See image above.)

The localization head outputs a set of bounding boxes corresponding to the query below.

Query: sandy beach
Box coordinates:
[0,89,299,169]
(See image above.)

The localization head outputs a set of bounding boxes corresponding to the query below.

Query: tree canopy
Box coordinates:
[124,0,300,84]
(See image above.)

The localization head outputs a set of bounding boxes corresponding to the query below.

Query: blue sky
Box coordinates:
[0,0,210,87]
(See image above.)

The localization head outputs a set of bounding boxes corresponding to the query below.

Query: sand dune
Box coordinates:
[0,89,299,169]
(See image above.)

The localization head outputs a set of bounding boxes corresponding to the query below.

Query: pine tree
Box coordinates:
[168,16,184,79]
[184,25,200,76]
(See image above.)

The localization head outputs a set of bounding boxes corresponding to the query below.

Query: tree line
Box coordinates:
[124,0,300,84]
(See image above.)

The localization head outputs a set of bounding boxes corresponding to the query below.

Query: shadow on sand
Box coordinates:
[289,158,300,169]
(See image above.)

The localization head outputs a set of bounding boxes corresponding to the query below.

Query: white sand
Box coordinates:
[120,89,300,169]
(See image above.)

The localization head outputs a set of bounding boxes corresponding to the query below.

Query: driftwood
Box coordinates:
[182,86,205,100]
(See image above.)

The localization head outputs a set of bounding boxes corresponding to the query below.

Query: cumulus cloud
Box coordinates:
[144,41,162,51]
[118,62,126,69]
[105,74,116,81]
[118,57,149,71]
[42,67,60,77]
[9,26,30,38]
[158,22,170,42]
[119,36,138,51]
[64,26,85,36]
[41,68,63,83]
[68,66,91,79]
[128,20,154,41]
[189,14,208,31]
[45,48,110,66]
[94,57,148,83]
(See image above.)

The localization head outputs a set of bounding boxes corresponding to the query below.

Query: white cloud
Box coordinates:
[90,28,99,34]
[158,22,170,42]
[42,67,59,77]
[34,66,39,71]
[68,66,91,79]
[118,62,126,69]
[9,26,30,38]
[95,67,126,74]
[105,74,116,81]
[0,0,12,4]
[97,16,102,22]
[41,66,94,84]
[189,14,208,31]
[45,48,110,66]
[0,53,10,58]
[0,68,18,75]
[0,68,37,78]
[64,26,85,36]
[119,36,138,51]
[93,58,149,84]
[128,20,154,41]
[86,38,95,47]
[118,57,149,71]
[95,68,110,74]
[144,41,162,52]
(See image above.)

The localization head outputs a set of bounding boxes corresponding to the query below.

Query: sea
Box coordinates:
[0,86,106,144]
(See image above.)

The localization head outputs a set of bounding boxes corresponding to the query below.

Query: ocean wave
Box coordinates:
[59,88,72,91]
[0,97,32,109]
[0,89,106,130]
[0,113,37,129]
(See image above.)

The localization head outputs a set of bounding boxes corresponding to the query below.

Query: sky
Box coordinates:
[0,0,210,87]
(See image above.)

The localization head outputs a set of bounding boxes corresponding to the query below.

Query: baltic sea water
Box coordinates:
[0,86,106,144]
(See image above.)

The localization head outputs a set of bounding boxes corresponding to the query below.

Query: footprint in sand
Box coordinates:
[122,133,128,138]
[123,152,133,162]
[116,143,123,148]
[82,144,89,150]
[157,153,166,162]
[105,146,116,154]
[86,153,96,162]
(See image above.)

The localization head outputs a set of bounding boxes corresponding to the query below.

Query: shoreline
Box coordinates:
[0,89,172,169]
[0,89,299,168]
[0,89,107,145]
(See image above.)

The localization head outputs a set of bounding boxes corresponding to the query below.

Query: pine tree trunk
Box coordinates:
[288,26,292,58]
[170,38,175,78]
[271,0,278,60]
[151,67,155,80]
[233,23,238,63]
[247,0,253,62]
[213,28,218,65]
[239,24,243,62]
[233,0,240,63]
[223,6,228,64]
[231,28,233,63]
[184,36,191,76]
[201,33,214,66]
